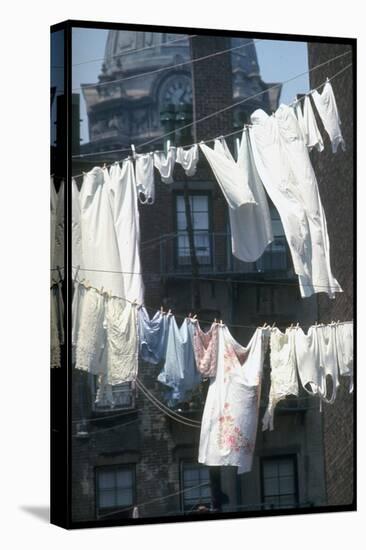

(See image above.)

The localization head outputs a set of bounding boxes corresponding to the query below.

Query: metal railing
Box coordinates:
[159,232,294,278]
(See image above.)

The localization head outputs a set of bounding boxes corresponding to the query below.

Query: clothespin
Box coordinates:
[188,312,192,318]
[262,322,267,329]
[193,314,197,320]
[131,144,136,159]
[160,305,164,314]
[296,322,299,328]
[168,309,172,315]
[271,322,276,328]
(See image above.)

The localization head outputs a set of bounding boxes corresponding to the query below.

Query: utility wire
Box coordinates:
[74,39,264,91]
[97,480,210,519]
[136,378,201,425]
[71,54,352,165]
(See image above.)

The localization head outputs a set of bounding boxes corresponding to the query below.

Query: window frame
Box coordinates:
[173,190,213,269]
[90,376,136,413]
[95,463,136,517]
[179,460,212,513]
[260,454,299,510]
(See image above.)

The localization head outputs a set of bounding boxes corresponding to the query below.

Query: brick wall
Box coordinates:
[308,41,355,506]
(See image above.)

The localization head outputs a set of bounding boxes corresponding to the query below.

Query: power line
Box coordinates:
[97,480,210,519]
[74,38,264,91]
[71,54,352,164]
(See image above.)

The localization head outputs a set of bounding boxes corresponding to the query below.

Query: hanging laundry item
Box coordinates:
[153,146,176,184]
[336,321,353,392]
[262,328,298,431]
[157,316,200,404]
[108,160,144,304]
[104,300,139,385]
[249,105,342,298]
[294,326,322,396]
[51,178,64,283]
[192,320,219,377]
[316,324,339,404]
[138,307,170,364]
[200,138,256,209]
[72,178,82,278]
[71,279,85,363]
[75,286,106,375]
[311,79,346,153]
[79,167,124,297]
[135,152,155,204]
[294,96,324,152]
[199,326,269,474]
[176,144,199,176]
[200,134,272,262]
[50,284,62,369]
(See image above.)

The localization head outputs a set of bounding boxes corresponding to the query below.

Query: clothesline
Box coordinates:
[72,276,350,330]
[72,265,346,292]
[76,39,265,91]
[71,51,352,164]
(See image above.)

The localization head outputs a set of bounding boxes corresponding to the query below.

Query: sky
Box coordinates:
[71,28,309,146]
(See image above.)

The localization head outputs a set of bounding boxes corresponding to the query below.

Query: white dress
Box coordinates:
[249,105,342,298]
[79,167,124,297]
[108,160,144,304]
[262,328,298,431]
[199,326,269,474]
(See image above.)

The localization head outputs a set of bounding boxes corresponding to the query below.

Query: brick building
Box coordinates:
[308,41,355,507]
[68,29,354,524]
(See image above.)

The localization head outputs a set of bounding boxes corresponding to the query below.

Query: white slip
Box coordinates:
[311,79,345,153]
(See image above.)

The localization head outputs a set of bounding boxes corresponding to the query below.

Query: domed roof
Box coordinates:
[102,31,191,77]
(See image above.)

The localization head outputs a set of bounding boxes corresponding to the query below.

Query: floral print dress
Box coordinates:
[198,326,269,474]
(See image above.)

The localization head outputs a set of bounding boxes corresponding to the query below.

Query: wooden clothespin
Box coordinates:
[193,314,197,320]
[296,322,299,328]
[131,144,136,159]
[271,322,276,328]
[262,322,267,329]
[220,319,223,326]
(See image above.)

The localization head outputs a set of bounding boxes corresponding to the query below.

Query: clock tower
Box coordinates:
[80,31,279,155]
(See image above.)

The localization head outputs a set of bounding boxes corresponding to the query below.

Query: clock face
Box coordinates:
[159,74,193,106]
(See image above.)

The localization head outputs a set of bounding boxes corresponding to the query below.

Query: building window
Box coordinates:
[176,194,211,266]
[261,455,298,509]
[92,378,136,412]
[181,462,211,512]
[96,465,135,515]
